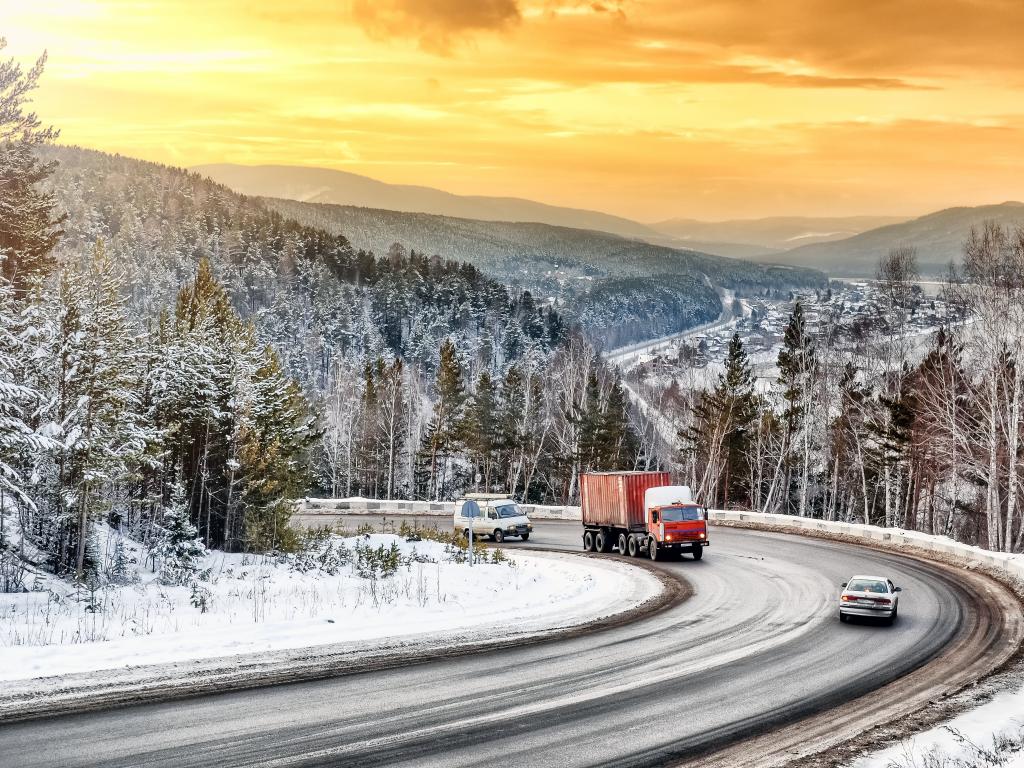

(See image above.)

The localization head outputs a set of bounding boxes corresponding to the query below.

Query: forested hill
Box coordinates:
[44,145,565,388]
[265,198,827,345]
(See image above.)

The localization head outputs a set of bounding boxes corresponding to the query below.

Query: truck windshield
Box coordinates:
[494,503,521,518]
[661,506,703,522]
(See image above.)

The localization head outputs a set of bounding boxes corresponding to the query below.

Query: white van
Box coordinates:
[454,494,533,543]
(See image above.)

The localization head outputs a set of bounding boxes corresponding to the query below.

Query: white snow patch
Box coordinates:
[0,532,660,683]
[849,685,1024,767]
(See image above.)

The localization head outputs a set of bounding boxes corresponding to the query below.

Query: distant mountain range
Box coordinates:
[648,215,906,257]
[767,202,1024,277]
[196,163,1023,279]
[194,163,662,241]
[264,196,825,292]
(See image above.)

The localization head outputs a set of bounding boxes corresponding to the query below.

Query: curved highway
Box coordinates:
[0,520,1017,768]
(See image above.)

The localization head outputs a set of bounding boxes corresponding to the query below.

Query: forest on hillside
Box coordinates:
[0,42,647,592]
[266,197,827,345]
[636,238,1024,553]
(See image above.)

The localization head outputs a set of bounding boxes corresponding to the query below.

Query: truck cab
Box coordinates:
[644,486,708,561]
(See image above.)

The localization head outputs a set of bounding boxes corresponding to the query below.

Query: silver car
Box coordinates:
[839,575,902,625]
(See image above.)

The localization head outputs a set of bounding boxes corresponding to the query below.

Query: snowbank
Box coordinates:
[708,510,1024,584]
[849,686,1024,767]
[0,533,661,684]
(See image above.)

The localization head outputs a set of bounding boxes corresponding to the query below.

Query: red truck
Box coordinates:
[580,471,709,561]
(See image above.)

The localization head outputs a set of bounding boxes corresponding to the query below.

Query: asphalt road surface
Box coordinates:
[0,521,991,768]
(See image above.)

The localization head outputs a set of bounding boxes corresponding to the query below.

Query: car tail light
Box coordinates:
[874,598,891,605]
[841,595,854,602]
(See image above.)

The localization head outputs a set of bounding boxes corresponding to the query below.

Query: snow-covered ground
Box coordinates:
[0,529,661,683]
[850,685,1024,767]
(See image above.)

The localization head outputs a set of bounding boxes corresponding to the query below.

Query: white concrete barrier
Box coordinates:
[708,510,1024,587]
[295,500,1024,582]
[296,498,583,521]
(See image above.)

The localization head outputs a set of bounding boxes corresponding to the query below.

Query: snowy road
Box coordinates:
[0,522,1017,768]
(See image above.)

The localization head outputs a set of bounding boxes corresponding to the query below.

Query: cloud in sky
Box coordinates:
[3,0,1023,219]
[350,0,521,50]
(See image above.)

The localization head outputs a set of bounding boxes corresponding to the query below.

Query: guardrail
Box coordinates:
[296,498,584,521]
[295,499,1024,583]
[708,510,1024,586]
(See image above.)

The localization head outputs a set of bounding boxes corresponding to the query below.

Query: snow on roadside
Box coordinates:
[0,532,660,683]
[848,685,1024,767]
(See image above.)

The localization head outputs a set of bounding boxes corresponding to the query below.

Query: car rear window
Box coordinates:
[847,579,888,594]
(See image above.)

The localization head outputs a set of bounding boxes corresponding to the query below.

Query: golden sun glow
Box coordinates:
[4,0,1024,220]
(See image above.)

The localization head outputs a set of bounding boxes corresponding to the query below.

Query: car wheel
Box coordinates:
[617,533,628,554]
[520,533,530,541]
[463,528,471,539]
[649,538,659,561]
[494,529,504,543]
[627,536,639,557]
[595,531,609,553]
[691,545,703,561]
[839,612,848,623]
[583,531,595,552]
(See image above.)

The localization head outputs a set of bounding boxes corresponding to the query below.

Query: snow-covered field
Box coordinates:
[850,685,1024,767]
[0,529,661,683]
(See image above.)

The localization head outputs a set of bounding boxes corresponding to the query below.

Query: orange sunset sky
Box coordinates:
[3,0,1023,220]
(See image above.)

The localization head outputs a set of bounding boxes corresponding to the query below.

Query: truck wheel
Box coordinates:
[691,545,704,561]
[649,539,659,561]
[595,531,609,553]
[520,533,530,541]
[617,533,628,554]
[583,530,595,552]
[494,529,504,543]
[627,536,639,557]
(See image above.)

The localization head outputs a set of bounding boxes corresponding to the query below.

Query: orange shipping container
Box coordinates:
[580,471,671,530]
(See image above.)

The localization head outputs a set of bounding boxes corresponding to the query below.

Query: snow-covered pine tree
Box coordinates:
[44,242,150,579]
[464,370,497,490]
[0,39,64,292]
[418,339,467,500]
[237,338,314,552]
[0,271,55,591]
[154,487,206,586]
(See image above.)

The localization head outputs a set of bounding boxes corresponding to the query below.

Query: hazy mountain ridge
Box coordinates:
[649,215,906,252]
[263,196,826,290]
[194,163,662,241]
[770,202,1024,276]
[262,196,828,344]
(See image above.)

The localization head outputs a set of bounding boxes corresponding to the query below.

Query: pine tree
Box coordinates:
[777,301,814,513]
[601,378,639,469]
[419,339,466,499]
[38,243,149,578]
[155,487,206,586]
[465,370,497,490]
[238,342,315,552]
[0,40,64,291]
[0,274,47,518]
[682,333,758,508]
